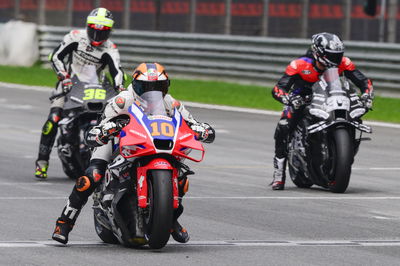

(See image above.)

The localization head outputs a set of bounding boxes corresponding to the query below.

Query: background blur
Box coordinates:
[0,0,399,43]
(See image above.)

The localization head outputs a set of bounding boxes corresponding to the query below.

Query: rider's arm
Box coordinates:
[86,92,133,147]
[164,94,198,125]
[100,43,124,89]
[272,61,298,104]
[164,94,215,143]
[340,57,374,95]
[50,30,79,76]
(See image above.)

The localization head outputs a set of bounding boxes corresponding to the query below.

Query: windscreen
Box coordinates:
[138,91,167,116]
[322,68,343,94]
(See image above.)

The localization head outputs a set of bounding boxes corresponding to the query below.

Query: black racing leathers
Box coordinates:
[272,54,373,158]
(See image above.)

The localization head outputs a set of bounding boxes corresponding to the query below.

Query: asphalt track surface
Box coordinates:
[1,84,400,266]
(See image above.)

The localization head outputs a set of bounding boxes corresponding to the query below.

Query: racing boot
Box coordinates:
[171,203,190,243]
[35,160,48,179]
[271,156,286,190]
[52,218,74,244]
[52,200,81,244]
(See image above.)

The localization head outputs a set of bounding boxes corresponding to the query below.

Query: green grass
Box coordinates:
[0,64,399,123]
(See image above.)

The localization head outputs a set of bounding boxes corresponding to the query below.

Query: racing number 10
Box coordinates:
[83,88,106,100]
[150,122,174,137]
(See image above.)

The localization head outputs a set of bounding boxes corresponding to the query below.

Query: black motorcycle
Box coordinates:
[287,67,372,193]
[54,76,116,179]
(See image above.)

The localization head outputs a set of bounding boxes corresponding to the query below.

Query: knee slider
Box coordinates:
[75,175,92,192]
[42,108,62,135]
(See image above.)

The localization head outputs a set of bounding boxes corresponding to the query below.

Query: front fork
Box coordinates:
[136,158,179,209]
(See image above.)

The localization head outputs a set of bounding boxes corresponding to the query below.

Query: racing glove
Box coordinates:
[57,71,72,94]
[361,92,373,110]
[288,94,305,110]
[89,122,121,145]
[190,122,215,143]
[115,84,126,93]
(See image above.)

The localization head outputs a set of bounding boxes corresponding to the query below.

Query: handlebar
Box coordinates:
[49,92,67,101]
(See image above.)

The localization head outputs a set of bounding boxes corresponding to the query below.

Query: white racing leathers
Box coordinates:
[50,29,124,108]
[87,84,199,161]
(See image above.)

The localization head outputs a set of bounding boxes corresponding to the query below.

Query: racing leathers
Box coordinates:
[271,52,373,190]
[52,85,215,244]
[35,29,124,179]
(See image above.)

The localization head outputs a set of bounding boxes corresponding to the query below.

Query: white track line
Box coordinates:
[1,196,400,200]
[2,82,399,129]
[1,239,400,248]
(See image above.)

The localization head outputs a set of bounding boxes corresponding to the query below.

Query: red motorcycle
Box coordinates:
[93,91,204,249]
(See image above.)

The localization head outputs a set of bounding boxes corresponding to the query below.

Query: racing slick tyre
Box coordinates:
[93,208,119,244]
[329,128,353,193]
[146,169,173,249]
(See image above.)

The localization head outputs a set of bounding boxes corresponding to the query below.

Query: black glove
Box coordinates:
[190,122,215,143]
[288,94,305,109]
[361,93,373,110]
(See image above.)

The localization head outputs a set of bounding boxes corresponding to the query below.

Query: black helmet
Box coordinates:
[86,7,114,46]
[311,32,344,67]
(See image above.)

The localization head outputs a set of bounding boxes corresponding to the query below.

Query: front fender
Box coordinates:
[136,158,179,209]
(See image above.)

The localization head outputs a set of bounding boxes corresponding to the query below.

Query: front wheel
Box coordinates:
[146,170,173,249]
[329,128,353,193]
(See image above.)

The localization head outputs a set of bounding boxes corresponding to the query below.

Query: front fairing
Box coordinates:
[119,91,205,161]
[307,68,370,133]
[63,75,116,113]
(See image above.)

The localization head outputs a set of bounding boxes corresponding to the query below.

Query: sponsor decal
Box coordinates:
[138,175,145,188]
[147,68,158,81]
[154,161,168,167]
[179,133,192,140]
[302,70,311,75]
[148,115,172,121]
[75,50,101,63]
[115,97,125,108]
[129,129,147,139]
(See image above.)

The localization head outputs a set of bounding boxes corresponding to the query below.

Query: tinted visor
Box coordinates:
[87,24,111,43]
[133,80,170,96]
[325,51,343,66]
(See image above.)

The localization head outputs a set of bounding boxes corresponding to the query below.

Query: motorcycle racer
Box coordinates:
[52,63,215,244]
[270,32,374,190]
[35,7,125,179]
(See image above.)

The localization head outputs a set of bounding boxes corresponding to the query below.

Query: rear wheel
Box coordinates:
[329,128,353,193]
[146,170,173,249]
[93,208,119,244]
[289,164,313,188]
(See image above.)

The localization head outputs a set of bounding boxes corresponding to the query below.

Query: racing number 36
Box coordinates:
[83,88,106,100]
[150,122,174,137]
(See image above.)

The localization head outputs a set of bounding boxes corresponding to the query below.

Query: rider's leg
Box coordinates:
[171,171,190,243]
[35,87,65,179]
[52,144,111,244]
[272,106,302,190]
